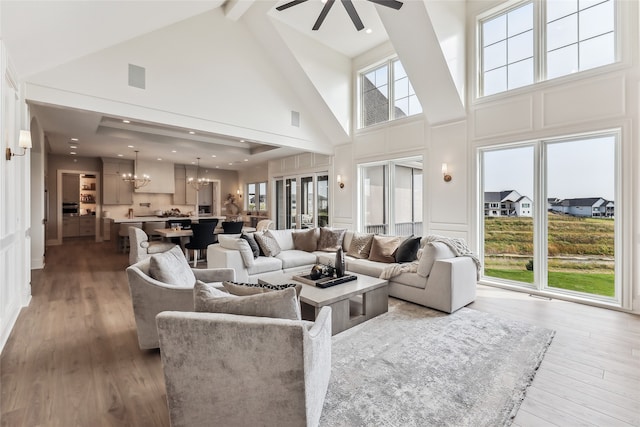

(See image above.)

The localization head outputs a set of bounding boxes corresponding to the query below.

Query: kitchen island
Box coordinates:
[103,215,226,243]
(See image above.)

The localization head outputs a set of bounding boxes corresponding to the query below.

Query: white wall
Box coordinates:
[25,8,334,155]
[0,43,32,352]
[465,0,640,312]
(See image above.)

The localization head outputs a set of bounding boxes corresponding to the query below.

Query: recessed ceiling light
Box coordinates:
[70,138,79,142]
[244,159,248,162]
[122,120,130,124]
[191,161,196,164]
[171,150,177,153]
[240,139,245,143]
[70,145,78,149]
[365,28,373,34]
[157,158,162,161]
[189,131,196,135]
[117,154,123,157]
[128,145,134,148]
[228,162,233,165]
[70,152,77,155]
[211,155,217,158]
[216,166,219,168]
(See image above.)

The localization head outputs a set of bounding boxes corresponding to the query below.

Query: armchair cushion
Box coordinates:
[222,281,303,297]
[149,246,196,287]
[194,282,301,320]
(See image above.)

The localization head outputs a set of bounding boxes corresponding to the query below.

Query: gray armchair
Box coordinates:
[156,306,332,427]
[128,226,175,265]
[126,256,235,349]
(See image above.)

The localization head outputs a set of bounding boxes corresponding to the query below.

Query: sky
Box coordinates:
[483,135,615,201]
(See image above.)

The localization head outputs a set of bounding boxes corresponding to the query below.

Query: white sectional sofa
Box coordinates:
[207,229,477,313]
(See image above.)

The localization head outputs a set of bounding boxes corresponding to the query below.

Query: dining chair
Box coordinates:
[184,221,218,267]
[221,221,244,234]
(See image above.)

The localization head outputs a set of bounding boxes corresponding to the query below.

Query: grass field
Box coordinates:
[484,214,614,297]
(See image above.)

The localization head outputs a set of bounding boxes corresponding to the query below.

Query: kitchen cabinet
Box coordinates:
[102,158,133,205]
[79,216,95,236]
[62,174,80,203]
[62,216,80,237]
[172,165,197,205]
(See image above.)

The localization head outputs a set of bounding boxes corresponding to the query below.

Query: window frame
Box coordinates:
[476,0,619,99]
[477,129,622,308]
[245,181,267,212]
[357,57,423,130]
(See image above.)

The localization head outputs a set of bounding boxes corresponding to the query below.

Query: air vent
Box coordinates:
[291,110,300,127]
[128,64,146,89]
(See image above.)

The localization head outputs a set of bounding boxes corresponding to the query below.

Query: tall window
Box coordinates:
[359,58,422,129]
[479,0,617,97]
[480,131,619,304]
[246,182,267,212]
[359,157,423,235]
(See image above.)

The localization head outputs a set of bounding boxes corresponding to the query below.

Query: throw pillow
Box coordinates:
[417,241,457,277]
[395,236,421,263]
[149,245,196,287]
[317,227,347,252]
[222,281,303,297]
[241,233,260,258]
[254,231,282,257]
[194,281,300,320]
[346,232,374,259]
[218,235,255,267]
[292,228,318,252]
[368,235,403,263]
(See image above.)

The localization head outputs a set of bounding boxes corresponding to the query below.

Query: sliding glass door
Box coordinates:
[480,131,619,303]
[275,173,330,229]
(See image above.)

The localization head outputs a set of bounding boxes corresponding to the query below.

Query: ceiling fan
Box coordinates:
[276,0,403,31]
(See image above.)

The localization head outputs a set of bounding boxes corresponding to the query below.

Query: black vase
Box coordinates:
[335,247,345,278]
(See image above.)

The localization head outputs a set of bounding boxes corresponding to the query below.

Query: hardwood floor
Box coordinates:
[1,240,639,426]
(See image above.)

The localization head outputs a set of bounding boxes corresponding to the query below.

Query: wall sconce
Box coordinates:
[236,188,242,198]
[442,163,452,182]
[6,130,32,160]
[336,174,344,189]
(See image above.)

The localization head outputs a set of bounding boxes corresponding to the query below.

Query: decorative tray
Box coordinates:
[292,274,357,288]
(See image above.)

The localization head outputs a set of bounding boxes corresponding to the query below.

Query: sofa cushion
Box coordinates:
[149,246,195,287]
[266,229,295,251]
[395,236,421,263]
[317,227,346,252]
[254,231,282,257]
[194,281,300,320]
[346,232,374,259]
[417,242,457,278]
[241,233,260,258]
[246,256,283,276]
[346,257,389,277]
[368,235,403,263]
[222,281,302,297]
[389,272,427,289]
[275,250,318,269]
[218,235,255,267]
[292,228,318,252]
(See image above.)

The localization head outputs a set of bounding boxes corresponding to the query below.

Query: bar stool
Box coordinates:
[118,222,143,253]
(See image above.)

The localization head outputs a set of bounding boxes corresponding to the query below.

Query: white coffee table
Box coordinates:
[258,269,389,335]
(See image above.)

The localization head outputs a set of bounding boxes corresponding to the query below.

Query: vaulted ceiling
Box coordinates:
[0,0,466,170]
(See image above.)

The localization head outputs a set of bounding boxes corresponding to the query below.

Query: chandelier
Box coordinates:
[188,157,210,191]
[122,150,151,190]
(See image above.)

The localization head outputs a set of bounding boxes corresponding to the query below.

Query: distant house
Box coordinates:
[484,190,532,217]
[549,197,614,218]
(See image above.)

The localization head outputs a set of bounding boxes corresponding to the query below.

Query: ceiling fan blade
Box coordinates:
[312,0,335,30]
[342,0,364,31]
[276,0,309,12]
[367,0,403,10]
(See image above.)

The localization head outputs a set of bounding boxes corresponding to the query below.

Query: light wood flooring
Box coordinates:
[1,239,639,426]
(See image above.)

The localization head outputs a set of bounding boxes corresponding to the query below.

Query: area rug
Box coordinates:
[320,300,555,427]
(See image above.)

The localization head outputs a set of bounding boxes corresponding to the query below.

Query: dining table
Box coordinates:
[155,226,257,250]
